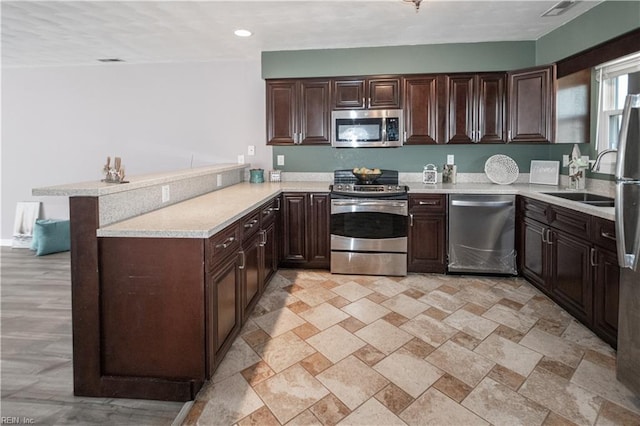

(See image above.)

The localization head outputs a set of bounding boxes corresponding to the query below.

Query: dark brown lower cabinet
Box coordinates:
[549,229,593,326]
[408,195,447,273]
[281,192,330,269]
[241,230,262,322]
[593,246,620,348]
[206,250,242,376]
[518,196,620,347]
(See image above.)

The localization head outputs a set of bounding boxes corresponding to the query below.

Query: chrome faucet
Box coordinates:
[592,149,617,172]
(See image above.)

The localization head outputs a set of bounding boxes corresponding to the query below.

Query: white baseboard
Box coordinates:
[1,239,15,247]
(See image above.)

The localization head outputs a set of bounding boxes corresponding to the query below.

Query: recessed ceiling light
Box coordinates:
[234,29,252,37]
[97,58,124,63]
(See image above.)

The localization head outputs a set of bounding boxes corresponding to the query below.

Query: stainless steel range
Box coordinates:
[330,169,409,276]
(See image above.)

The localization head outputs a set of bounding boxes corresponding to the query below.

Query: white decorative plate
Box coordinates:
[484,154,519,185]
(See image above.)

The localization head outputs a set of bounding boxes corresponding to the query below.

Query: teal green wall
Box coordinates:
[262,41,535,79]
[535,1,640,65]
[263,2,639,178]
[274,144,585,173]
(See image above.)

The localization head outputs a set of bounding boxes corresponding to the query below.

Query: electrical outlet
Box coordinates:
[562,155,569,167]
[447,155,455,165]
[216,174,222,187]
[237,154,245,164]
[277,155,285,166]
[247,145,255,156]
[162,185,170,203]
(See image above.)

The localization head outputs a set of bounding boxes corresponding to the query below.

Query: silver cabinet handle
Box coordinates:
[239,250,245,270]
[508,129,512,142]
[259,230,267,247]
[368,97,371,108]
[418,200,438,206]
[404,131,407,142]
[215,236,235,249]
[590,247,598,267]
[541,227,548,244]
[310,194,314,206]
[410,213,414,227]
[546,229,553,245]
[601,231,616,241]
[362,97,366,108]
[274,197,281,211]
[244,219,258,228]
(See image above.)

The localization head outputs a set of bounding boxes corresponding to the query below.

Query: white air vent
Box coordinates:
[541,0,579,17]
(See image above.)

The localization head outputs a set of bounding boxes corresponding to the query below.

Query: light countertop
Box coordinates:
[32,163,249,196]
[97,180,615,238]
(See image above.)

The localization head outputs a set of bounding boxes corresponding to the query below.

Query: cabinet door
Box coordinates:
[308,193,331,268]
[508,65,555,143]
[299,80,331,145]
[333,79,366,109]
[404,76,439,145]
[520,217,549,292]
[266,80,297,145]
[408,213,446,273]
[445,75,475,144]
[262,221,278,285]
[477,73,506,143]
[206,252,241,376]
[549,229,593,326]
[368,78,401,109]
[241,232,262,321]
[282,193,307,265]
[593,248,620,348]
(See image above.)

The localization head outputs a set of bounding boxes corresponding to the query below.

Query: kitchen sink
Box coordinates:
[543,192,615,207]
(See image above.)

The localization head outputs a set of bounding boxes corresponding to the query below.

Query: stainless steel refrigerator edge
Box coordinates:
[615,93,640,396]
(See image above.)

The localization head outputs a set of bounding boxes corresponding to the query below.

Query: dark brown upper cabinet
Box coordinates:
[555,68,591,144]
[333,77,401,109]
[403,75,441,145]
[445,73,506,144]
[266,79,331,145]
[507,65,556,143]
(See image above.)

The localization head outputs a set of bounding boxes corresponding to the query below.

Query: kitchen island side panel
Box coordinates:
[99,237,206,380]
[69,197,102,396]
[69,196,206,401]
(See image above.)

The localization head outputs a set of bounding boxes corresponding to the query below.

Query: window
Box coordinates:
[595,52,640,153]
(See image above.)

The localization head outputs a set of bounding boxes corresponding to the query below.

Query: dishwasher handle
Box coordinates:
[450,199,514,208]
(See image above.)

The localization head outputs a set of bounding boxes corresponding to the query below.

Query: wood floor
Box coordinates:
[0,246,184,425]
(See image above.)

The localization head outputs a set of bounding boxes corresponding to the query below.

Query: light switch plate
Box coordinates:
[562,155,569,167]
[277,155,285,166]
[447,155,455,165]
[237,154,245,164]
[247,145,255,156]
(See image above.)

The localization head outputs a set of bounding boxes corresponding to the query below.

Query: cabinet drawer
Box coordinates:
[550,205,591,240]
[592,217,617,252]
[240,209,261,239]
[207,223,241,269]
[261,197,281,225]
[409,195,446,213]
[520,197,551,224]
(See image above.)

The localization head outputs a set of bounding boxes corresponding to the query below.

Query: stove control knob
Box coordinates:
[336,184,343,191]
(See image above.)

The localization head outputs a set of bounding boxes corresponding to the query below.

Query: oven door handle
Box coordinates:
[332,201,407,208]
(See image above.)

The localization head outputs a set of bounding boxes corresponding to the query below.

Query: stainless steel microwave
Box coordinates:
[331,109,404,148]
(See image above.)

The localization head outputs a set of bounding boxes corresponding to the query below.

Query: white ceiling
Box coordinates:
[1,0,603,68]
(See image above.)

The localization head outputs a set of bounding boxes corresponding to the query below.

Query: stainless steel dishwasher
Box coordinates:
[448,194,517,275]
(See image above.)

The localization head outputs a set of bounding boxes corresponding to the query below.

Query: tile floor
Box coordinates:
[185,270,640,426]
